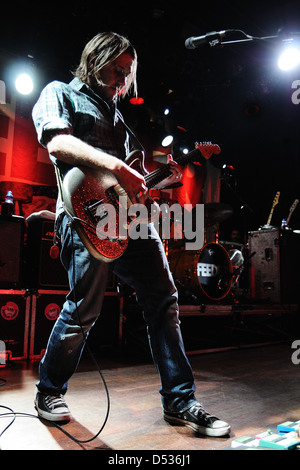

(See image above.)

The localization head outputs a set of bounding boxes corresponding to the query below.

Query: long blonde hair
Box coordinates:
[74,32,138,99]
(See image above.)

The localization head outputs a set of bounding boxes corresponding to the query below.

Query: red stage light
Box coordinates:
[129,97,144,105]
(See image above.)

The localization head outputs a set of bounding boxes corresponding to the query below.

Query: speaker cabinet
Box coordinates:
[29,289,68,360]
[0,215,25,288]
[248,229,300,303]
[29,291,122,360]
[0,289,30,361]
[27,218,69,289]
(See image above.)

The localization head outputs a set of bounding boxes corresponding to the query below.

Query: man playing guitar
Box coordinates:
[32,31,230,438]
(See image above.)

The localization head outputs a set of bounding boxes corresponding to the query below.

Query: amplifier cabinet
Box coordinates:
[26,218,69,290]
[0,289,30,362]
[26,218,117,291]
[29,290,123,360]
[248,229,300,303]
[29,290,68,360]
[0,215,25,288]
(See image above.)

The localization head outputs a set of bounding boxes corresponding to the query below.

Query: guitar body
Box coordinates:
[63,166,126,261]
[61,144,220,262]
[62,150,146,262]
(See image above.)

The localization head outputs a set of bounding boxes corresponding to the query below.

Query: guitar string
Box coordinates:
[80,147,202,223]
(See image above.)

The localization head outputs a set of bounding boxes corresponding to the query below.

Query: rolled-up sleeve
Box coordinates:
[32,81,74,148]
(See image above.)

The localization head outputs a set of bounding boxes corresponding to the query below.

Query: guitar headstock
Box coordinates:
[195,141,221,160]
[289,198,299,211]
[273,191,280,207]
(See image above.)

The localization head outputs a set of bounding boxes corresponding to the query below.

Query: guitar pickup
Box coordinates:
[84,200,122,243]
[83,199,106,225]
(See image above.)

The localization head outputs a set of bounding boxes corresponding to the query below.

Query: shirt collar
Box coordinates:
[69,77,117,114]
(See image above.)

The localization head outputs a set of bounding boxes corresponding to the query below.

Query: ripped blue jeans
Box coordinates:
[37,213,197,412]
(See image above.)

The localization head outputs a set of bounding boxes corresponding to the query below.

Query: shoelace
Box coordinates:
[189,403,216,421]
[45,395,67,410]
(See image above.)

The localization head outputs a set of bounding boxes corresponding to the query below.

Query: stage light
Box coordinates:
[161,135,173,147]
[129,96,144,105]
[15,72,34,95]
[277,45,300,71]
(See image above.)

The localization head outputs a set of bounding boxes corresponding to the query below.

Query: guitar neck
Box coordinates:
[144,148,201,189]
[266,209,274,226]
[287,199,299,225]
[266,191,280,226]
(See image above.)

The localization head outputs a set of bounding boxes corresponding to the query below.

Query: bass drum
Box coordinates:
[169,243,233,301]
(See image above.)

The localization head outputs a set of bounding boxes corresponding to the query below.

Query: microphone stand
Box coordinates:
[220,168,255,297]
[204,29,300,48]
[221,169,255,238]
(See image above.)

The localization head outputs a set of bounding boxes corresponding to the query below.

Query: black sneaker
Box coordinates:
[164,402,231,437]
[34,392,71,422]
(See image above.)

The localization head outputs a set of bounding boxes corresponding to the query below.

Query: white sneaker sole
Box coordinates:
[35,401,71,422]
[164,413,231,437]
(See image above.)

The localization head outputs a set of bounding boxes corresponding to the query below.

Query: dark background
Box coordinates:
[2,1,300,239]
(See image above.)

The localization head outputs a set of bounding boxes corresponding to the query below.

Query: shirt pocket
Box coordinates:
[73,110,98,139]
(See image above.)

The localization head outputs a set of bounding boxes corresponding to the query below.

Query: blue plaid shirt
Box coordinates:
[32,77,130,168]
[32,77,131,213]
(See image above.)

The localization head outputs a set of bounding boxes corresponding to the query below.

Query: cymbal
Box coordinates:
[204,203,233,225]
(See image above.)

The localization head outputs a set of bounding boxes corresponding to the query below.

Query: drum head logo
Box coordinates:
[44,303,60,321]
[197,262,218,277]
[1,302,19,320]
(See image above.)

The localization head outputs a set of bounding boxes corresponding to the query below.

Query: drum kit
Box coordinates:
[162,201,244,304]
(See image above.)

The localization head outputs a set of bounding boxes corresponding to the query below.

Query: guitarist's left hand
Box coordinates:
[153,155,182,190]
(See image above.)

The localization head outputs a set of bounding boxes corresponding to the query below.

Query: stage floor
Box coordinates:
[0,342,300,451]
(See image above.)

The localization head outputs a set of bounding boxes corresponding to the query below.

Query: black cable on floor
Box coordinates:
[0,222,111,446]
[51,223,110,443]
[0,405,16,439]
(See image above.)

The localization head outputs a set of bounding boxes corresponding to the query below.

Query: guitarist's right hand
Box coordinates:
[46,134,148,205]
[115,160,148,205]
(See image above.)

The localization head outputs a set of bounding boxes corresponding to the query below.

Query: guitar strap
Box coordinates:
[54,165,64,205]
[53,164,75,230]
[115,110,146,161]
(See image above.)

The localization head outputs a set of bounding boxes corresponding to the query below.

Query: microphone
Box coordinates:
[185,30,229,49]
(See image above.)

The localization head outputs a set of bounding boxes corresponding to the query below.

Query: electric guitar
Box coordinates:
[266,191,280,227]
[286,198,299,226]
[61,142,221,262]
